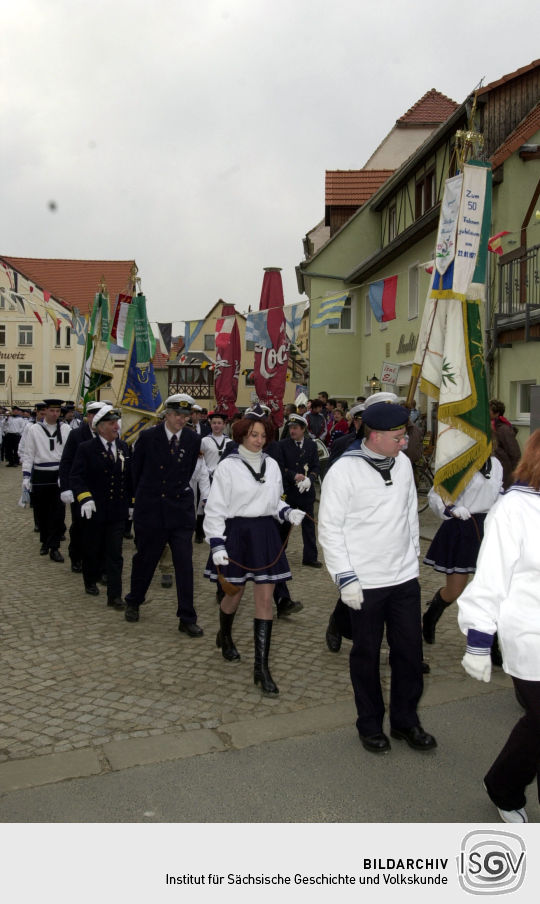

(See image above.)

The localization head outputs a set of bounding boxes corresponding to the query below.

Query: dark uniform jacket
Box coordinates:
[70,436,133,524]
[131,422,201,530]
[58,421,93,492]
[279,434,320,506]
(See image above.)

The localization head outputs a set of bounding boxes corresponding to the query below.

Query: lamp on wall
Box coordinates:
[367,373,381,392]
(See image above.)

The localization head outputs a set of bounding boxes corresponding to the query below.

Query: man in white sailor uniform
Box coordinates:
[124,393,204,636]
[318,401,436,755]
[20,398,71,561]
[197,410,233,543]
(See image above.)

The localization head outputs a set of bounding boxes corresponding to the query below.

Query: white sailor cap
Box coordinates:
[92,404,121,429]
[364,391,399,408]
[86,401,104,414]
[349,403,365,418]
[288,413,308,428]
[164,393,195,411]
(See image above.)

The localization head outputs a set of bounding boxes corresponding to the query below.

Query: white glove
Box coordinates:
[212,549,229,566]
[452,506,471,520]
[461,650,491,682]
[60,490,74,504]
[297,477,311,493]
[22,476,32,491]
[128,507,134,519]
[286,508,306,525]
[341,581,364,610]
[81,500,96,519]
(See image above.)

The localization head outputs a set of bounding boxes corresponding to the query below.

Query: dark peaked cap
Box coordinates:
[362,402,409,431]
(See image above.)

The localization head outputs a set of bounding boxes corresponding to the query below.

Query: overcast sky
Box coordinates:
[3,0,539,328]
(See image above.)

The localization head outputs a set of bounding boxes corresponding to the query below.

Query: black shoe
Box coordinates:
[39,544,49,555]
[178,621,204,637]
[85,583,99,596]
[390,725,437,751]
[217,609,240,661]
[71,561,83,573]
[107,597,126,610]
[303,561,322,569]
[253,618,279,695]
[422,660,431,674]
[276,597,303,618]
[325,613,342,652]
[125,605,140,622]
[161,574,173,589]
[49,549,64,563]
[359,732,391,753]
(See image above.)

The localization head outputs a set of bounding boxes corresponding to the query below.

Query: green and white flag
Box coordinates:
[81,292,114,403]
[412,161,492,502]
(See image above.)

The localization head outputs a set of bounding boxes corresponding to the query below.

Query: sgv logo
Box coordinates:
[458,830,526,895]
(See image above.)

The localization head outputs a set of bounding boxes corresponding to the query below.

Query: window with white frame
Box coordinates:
[65,327,71,348]
[204,334,215,351]
[56,365,70,386]
[364,293,372,336]
[0,364,5,384]
[55,326,61,347]
[388,204,397,243]
[0,324,5,346]
[18,364,33,385]
[328,295,354,333]
[0,289,5,310]
[18,325,33,346]
[408,264,419,320]
[515,380,536,420]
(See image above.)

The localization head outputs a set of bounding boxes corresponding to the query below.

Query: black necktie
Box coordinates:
[296,441,302,448]
[170,434,179,454]
[107,442,115,462]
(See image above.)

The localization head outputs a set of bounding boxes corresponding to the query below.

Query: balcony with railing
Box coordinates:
[495,243,540,342]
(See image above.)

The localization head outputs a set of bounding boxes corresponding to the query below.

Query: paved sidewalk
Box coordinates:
[0,464,511,793]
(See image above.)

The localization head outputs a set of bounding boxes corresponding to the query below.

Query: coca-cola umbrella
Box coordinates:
[253,267,289,428]
[214,302,240,419]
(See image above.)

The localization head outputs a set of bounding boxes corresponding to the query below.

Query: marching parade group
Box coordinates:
[2,390,540,825]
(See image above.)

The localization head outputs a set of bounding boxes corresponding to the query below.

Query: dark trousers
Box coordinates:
[299,500,318,564]
[4,433,20,466]
[127,524,197,623]
[273,520,292,603]
[68,503,84,565]
[349,578,424,736]
[484,677,540,811]
[33,484,65,551]
[81,518,124,599]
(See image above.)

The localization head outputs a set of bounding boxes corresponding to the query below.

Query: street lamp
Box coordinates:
[367,373,381,393]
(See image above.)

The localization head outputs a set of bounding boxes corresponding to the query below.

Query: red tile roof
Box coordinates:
[0,256,137,315]
[397,89,458,126]
[490,102,540,170]
[478,58,540,95]
[325,170,395,206]
[152,337,184,368]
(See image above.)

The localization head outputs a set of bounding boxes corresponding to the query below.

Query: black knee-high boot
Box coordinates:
[253,618,279,696]
[422,588,453,644]
[216,609,240,661]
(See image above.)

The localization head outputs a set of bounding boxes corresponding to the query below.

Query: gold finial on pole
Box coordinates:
[454,91,484,171]
[98,275,108,296]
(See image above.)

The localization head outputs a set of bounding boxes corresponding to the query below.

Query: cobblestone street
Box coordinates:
[0,463,511,788]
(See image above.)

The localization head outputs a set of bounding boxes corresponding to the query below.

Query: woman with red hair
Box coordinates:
[203,406,305,696]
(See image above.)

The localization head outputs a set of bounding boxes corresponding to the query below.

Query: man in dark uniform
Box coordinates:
[124,393,204,636]
[279,413,321,568]
[70,405,132,608]
[59,401,104,573]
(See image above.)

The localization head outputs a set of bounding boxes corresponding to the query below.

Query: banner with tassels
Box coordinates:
[412,161,492,503]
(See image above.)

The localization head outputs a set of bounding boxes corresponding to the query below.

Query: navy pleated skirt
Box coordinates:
[204,516,292,585]
[423,513,487,574]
